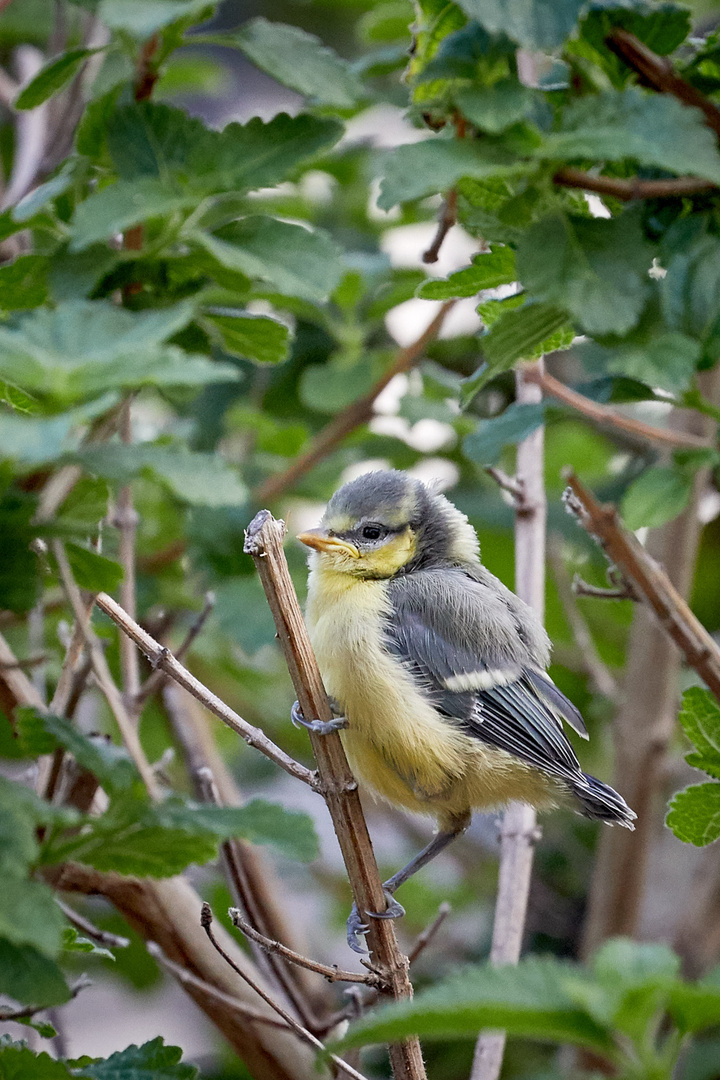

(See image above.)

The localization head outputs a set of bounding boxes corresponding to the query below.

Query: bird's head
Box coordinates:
[298,470,479,579]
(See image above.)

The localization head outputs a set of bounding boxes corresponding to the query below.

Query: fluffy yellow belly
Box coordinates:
[305,566,563,827]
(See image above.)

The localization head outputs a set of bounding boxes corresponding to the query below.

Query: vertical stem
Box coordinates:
[116,401,141,705]
[471,361,546,1080]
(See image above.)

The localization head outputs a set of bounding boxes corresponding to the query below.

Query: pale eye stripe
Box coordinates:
[443,669,519,692]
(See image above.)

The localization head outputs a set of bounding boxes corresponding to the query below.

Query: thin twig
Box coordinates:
[0,976,91,1023]
[244,512,427,1080]
[407,902,451,967]
[55,898,130,949]
[255,302,455,504]
[484,466,523,500]
[0,631,46,711]
[201,905,372,1080]
[51,541,160,798]
[94,591,319,790]
[527,369,713,449]
[146,943,292,1030]
[563,470,720,703]
[472,361,546,1080]
[229,907,382,988]
[0,652,47,670]
[572,575,639,602]
[135,592,216,711]
[554,168,715,201]
[607,28,720,141]
[422,189,458,263]
[548,545,619,701]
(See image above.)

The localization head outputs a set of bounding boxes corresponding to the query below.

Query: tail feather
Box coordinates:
[572,772,636,830]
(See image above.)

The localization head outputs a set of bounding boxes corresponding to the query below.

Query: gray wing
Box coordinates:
[385,569,588,784]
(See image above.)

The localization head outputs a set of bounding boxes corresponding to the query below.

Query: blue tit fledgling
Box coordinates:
[296,469,635,950]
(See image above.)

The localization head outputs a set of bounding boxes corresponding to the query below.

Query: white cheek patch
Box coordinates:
[443,668,519,692]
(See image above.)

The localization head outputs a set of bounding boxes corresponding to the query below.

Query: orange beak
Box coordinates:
[297,530,360,558]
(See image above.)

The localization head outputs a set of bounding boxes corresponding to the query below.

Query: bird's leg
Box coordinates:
[291,699,348,735]
[346,814,470,953]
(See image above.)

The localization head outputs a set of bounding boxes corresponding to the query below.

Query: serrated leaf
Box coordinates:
[0,397,120,465]
[79,444,247,507]
[65,543,123,593]
[464,402,545,465]
[678,688,720,776]
[0,1032,72,1072]
[106,103,342,193]
[19,710,139,795]
[331,955,615,1056]
[156,799,320,862]
[378,138,522,211]
[201,312,290,364]
[418,246,516,299]
[457,0,586,49]
[229,18,363,109]
[462,301,571,404]
[516,211,652,336]
[685,754,720,781]
[0,940,70,1009]
[98,0,215,37]
[667,783,720,846]
[540,88,720,184]
[15,48,102,110]
[578,332,701,396]
[194,216,343,304]
[455,80,534,134]
[621,466,693,530]
[81,1037,198,1080]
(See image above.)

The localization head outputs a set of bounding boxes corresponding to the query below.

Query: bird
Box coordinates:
[295,469,635,951]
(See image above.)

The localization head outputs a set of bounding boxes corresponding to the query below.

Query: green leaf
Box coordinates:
[201,312,290,364]
[106,103,342,194]
[418,246,516,299]
[0,940,71,1008]
[70,179,195,251]
[19,710,139,794]
[378,138,522,211]
[79,444,247,507]
[456,0,586,49]
[455,80,534,134]
[0,300,236,407]
[0,879,66,958]
[156,799,320,862]
[578,332,701,396]
[228,18,363,109]
[300,359,376,413]
[12,167,74,222]
[194,216,343,304]
[621,466,693,530]
[462,301,572,403]
[580,2,691,61]
[64,543,123,593]
[516,211,652,336]
[678,688,720,777]
[660,234,720,360]
[81,1037,198,1080]
[464,402,545,464]
[331,956,615,1056]
[667,783,720,846]
[0,397,119,466]
[540,88,720,184]
[98,0,215,37]
[0,1038,73,1074]
[62,927,116,961]
[15,48,101,109]
[668,979,720,1034]
[0,255,48,310]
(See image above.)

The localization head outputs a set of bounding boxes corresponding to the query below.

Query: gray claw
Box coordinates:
[366,887,405,922]
[347,902,370,954]
[291,700,348,735]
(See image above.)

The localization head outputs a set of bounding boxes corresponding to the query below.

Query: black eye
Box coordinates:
[361,524,383,541]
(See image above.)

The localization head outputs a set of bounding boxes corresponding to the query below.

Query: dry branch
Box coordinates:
[255,302,455,504]
[554,168,715,201]
[422,190,458,263]
[244,511,427,1080]
[527,369,713,450]
[94,591,318,789]
[563,471,720,701]
[472,362,546,1080]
